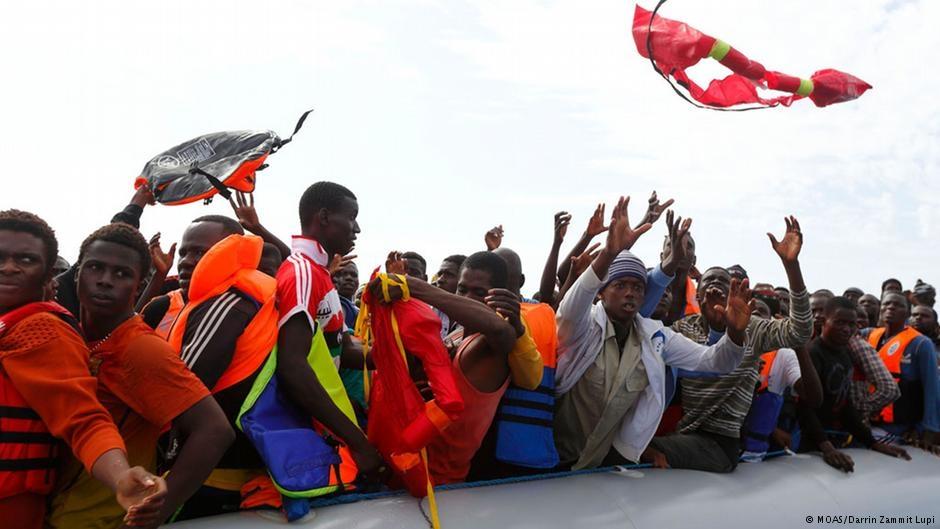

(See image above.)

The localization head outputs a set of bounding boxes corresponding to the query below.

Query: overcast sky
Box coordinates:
[1,0,937,296]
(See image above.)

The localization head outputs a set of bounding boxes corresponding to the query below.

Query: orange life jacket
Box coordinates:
[167,234,277,394]
[0,302,74,500]
[866,326,921,424]
[683,276,701,316]
[153,289,184,340]
[756,350,779,393]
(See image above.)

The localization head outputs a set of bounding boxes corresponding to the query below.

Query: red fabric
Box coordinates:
[363,279,464,497]
[632,5,871,108]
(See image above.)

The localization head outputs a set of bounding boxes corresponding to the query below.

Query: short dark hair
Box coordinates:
[812,289,835,298]
[443,254,467,267]
[78,224,151,277]
[461,251,508,289]
[298,181,356,227]
[881,278,902,291]
[192,215,245,237]
[824,296,857,317]
[0,209,58,277]
[401,251,427,270]
[881,291,911,310]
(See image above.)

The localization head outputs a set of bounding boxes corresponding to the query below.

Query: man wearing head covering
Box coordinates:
[553,198,750,470]
[912,280,936,308]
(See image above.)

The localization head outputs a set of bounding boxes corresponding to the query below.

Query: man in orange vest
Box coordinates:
[48,223,233,528]
[143,215,278,519]
[0,209,166,529]
[859,292,940,452]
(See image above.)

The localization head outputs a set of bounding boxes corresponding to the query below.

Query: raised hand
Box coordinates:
[148,233,176,276]
[767,216,803,264]
[228,191,263,234]
[486,288,525,337]
[484,225,504,251]
[605,196,652,255]
[710,278,752,344]
[641,190,675,226]
[661,209,693,276]
[385,251,405,275]
[116,467,167,527]
[571,243,601,279]
[329,252,357,275]
[585,203,608,237]
[701,285,729,331]
[131,183,156,208]
[554,211,572,244]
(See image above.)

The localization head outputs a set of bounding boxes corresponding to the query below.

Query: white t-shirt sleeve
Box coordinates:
[768,347,801,394]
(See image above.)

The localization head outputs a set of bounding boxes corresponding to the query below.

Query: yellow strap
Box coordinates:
[708,39,731,61]
[421,448,442,529]
[354,296,373,403]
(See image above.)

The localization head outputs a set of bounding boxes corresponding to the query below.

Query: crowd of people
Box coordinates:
[1,181,938,527]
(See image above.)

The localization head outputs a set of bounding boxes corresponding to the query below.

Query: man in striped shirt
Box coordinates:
[644,217,813,472]
[142,215,268,517]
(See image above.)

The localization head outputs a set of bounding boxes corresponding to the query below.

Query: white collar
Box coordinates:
[291,235,330,267]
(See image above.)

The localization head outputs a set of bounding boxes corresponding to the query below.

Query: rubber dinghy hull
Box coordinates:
[172,448,940,529]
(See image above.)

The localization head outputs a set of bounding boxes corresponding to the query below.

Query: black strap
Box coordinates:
[645,0,771,112]
[188,165,233,200]
[0,406,40,420]
[0,457,58,471]
[272,109,314,152]
[0,431,56,444]
[501,398,554,413]
[496,413,553,428]
[509,385,554,396]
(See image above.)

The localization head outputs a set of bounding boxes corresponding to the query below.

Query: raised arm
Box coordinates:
[229,191,291,262]
[275,314,385,481]
[538,211,571,306]
[557,203,607,285]
[749,216,813,353]
[135,233,176,312]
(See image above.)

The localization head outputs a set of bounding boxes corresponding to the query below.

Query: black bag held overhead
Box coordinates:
[135,110,312,206]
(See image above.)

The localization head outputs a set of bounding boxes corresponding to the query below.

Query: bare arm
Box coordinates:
[557,203,607,285]
[539,212,570,306]
[792,345,823,408]
[155,397,234,524]
[229,191,291,261]
[275,314,385,480]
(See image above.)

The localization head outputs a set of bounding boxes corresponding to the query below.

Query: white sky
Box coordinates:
[1,0,937,296]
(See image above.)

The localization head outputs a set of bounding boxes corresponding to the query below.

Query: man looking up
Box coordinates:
[0,210,165,528]
[654,217,813,473]
[798,297,910,473]
[275,182,384,486]
[860,292,940,452]
[554,197,750,470]
[48,224,233,528]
